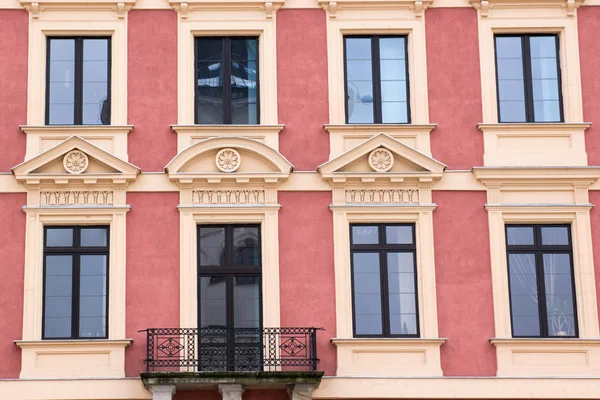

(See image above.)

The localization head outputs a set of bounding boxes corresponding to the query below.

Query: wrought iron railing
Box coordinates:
[141,327,322,372]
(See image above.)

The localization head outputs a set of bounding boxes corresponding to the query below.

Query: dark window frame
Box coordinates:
[343,35,411,125]
[505,224,578,338]
[494,33,564,123]
[194,36,260,125]
[349,223,420,338]
[45,37,112,126]
[42,226,110,340]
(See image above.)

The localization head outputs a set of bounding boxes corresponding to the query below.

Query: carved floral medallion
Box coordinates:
[368,148,394,172]
[63,150,89,174]
[216,148,241,173]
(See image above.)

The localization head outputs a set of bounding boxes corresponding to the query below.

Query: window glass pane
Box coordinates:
[541,226,570,246]
[352,225,379,245]
[233,227,260,266]
[199,276,227,328]
[387,252,417,335]
[230,38,258,124]
[379,38,405,60]
[44,255,73,338]
[381,102,408,123]
[199,227,226,266]
[508,253,540,336]
[82,39,109,125]
[495,37,526,123]
[79,255,107,338]
[233,276,260,328]
[529,36,561,122]
[506,226,534,246]
[346,38,374,123]
[543,253,576,337]
[533,100,561,122]
[46,228,74,247]
[81,228,107,247]
[196,39,224,124]
[353,252,382,335]
[386,225,413,245]
[48,39,75,125]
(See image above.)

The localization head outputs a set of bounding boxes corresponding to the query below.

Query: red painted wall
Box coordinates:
[426,8,484,169]
[128,10,178,172]
[277,9,330,171]
[0,194,26,378]
[588,192,600,333]
[578,6,600,165]
[433,191,496,376]
[125,192,179,376]
[278,192,336,375]
[0,10,27,172]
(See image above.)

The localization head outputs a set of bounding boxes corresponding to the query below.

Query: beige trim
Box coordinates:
[20,125,133,161]
[15,339,132,379]
[325,124,436,159]
[171,124,284,153]
[320,0,431,126]
[473,0,584,125]
[173,1,281,125]
[331,338,445,377]
[477,123,591,167]
[0,378,150,400]
[24,3,129,126]
[491,338,600,377]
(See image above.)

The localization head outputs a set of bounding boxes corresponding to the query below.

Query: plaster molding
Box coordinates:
[20,0,134,18]
[171,124,284,153]
[318,0,433,18]
[470,0,585,17]
[169,0,285,19]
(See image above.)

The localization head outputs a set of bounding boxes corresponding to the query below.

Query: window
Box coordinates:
[46,37,111,125]
[506,224,577,338]
[195,37,259,125]
[43,226,109,339]
[350,224,418,337]
[495,34,563,123]
[344,36,410,124]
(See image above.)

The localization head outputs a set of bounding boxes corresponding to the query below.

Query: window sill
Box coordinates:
[171,124,285,153]
[490,338,600,377]
[20,125,133,162]
[324,124,436,160]
[331,338,446,377]
[476,123,591,167]
[14,339,132,379]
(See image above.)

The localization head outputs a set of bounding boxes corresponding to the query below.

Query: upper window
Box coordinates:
[46,37,111,125]
[43,226,109,339]
[350,224,418,337]
[495,34,563,123]
[506,224,577,338]
[344,36,410,124]
[195,37,259,125]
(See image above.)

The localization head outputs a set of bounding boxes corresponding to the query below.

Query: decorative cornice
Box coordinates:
[469,0,585,17]
[171,124,284,135]
[491,338,600,345]
[477,123,591,132]
[168,0,285,19]
[472,166,600,187]
[20,0,135,18]
[332,338,446,345]
[318,0,433,18]
[20,125,134,135]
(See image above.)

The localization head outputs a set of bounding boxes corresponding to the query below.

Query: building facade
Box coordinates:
[1,0,600,399]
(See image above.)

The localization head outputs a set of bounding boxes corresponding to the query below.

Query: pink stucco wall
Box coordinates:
[278,192,336,376]
[0,10,27,172]
[588,192,600,333]
[433,191,496,376]
[127,10,178,172]
[276,9,330,171]
[0,194,26,378]
[426,8,484,169]
[578,6,600,165]
[125,192,180,376]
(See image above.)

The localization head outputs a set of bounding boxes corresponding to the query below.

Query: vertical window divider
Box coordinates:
[521,35,535,123]
[74,38,84,125]
[72,228,81,339]
[371,37,383,124]
[223,38,232,125]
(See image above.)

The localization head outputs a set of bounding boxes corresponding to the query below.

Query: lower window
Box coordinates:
[506,224,578,338]
[350,223,419,337]
[43,226,109,339]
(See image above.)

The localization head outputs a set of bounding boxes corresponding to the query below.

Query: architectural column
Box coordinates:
[287,383,317,400]
[218,384,245,400]
[150,384,176,400]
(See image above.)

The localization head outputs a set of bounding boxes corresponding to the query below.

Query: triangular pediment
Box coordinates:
[318,133,445,181]
[13,135,140,183]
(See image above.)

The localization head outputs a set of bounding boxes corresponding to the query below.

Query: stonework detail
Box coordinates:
[63,150,89,174]
[215,148,241,172]
[345,188,419,204]
[368,148,395,172]
[193,189,265,205]
[40,190,114,206]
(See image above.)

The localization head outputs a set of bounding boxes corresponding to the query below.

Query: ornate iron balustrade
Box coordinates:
[141,327,322,372]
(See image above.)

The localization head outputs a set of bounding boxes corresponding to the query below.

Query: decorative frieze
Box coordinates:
[345,188,419,204]
[192,189,265,205]
[40,190,113,206]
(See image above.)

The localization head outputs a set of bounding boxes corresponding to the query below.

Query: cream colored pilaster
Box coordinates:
[488,210,511,338]
[332,210,351,338]
[287,383,317,400]
[418,209,438,337]
[150,384,176,400]
[109,211,127,338]
[22,212,42,341]
[218,384,244,400]
[263,210,281,328]
[574,211,599,338]
[179,211,196,329]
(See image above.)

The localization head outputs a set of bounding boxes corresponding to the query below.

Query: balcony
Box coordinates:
[139,327,324,396]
